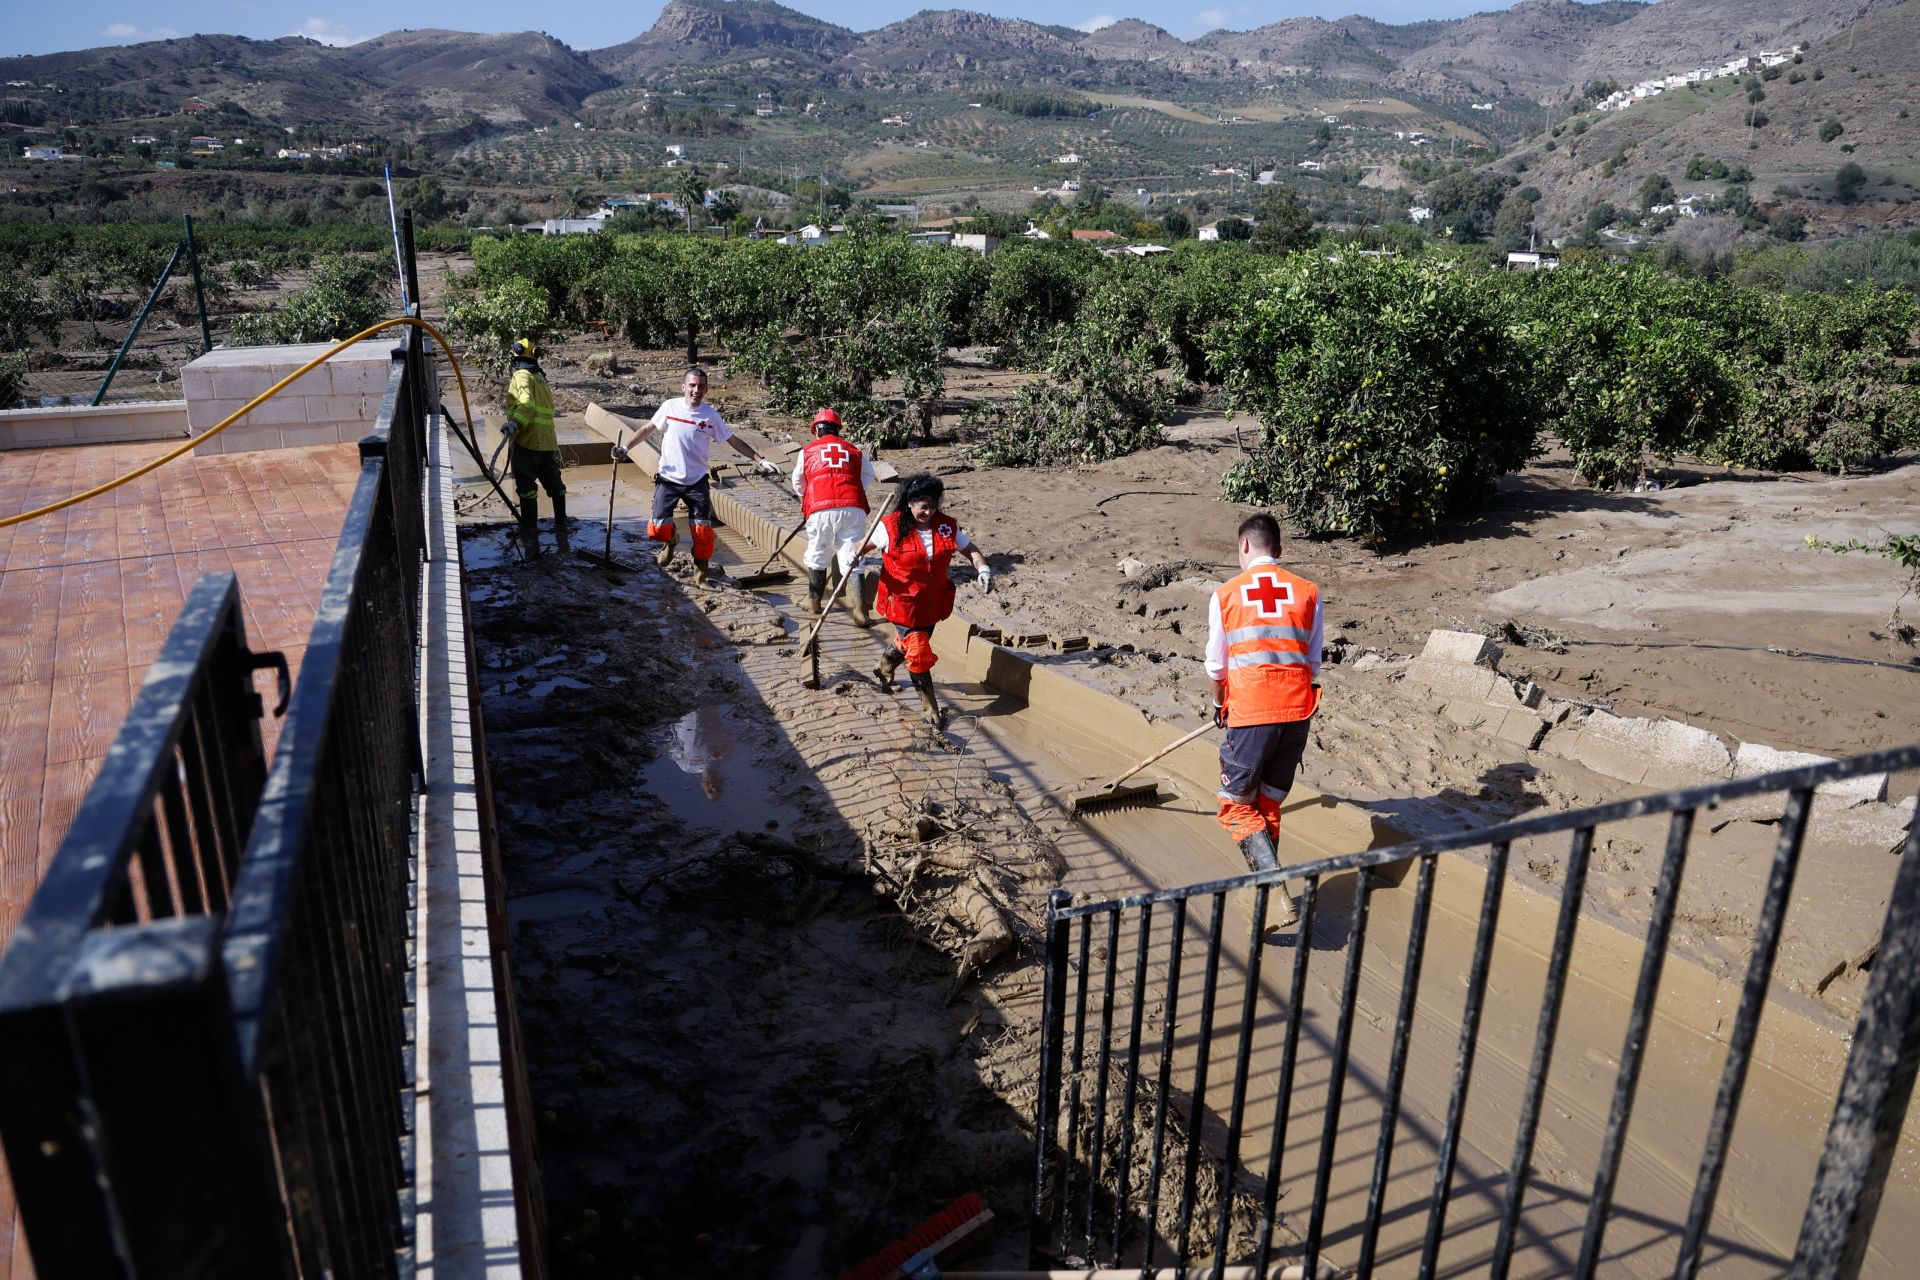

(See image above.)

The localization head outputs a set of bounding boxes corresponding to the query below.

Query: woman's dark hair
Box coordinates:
[898,472,944,509]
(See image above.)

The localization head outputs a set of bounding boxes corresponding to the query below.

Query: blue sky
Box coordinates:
[5,1,1598,59]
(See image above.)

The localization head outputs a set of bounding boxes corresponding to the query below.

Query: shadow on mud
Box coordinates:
[462,521,1038,1278]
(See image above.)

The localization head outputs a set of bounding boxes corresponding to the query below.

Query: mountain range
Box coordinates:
[3,0,1907,134]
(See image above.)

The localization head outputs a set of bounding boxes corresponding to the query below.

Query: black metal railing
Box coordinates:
[1030,744,1920,1279]
[0,331,431,1277]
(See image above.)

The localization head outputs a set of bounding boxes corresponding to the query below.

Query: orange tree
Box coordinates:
[1207,255,1538,542]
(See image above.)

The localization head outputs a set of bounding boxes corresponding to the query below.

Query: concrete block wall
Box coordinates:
[0,400,190,450]
[182,341,398,455]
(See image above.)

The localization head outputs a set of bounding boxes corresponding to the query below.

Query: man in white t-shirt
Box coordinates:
[611,367,780,584]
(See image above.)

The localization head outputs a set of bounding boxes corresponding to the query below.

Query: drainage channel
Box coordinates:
[472,442,1916,1277]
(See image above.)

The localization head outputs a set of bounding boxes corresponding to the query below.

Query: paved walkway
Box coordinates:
[0,440,360,1280]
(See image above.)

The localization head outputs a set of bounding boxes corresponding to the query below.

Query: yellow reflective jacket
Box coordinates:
[506,364,556,451]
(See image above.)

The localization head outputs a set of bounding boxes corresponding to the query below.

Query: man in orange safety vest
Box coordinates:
[1205,512,1322,928]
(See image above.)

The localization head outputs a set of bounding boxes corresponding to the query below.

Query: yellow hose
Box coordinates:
[0,316,476,529]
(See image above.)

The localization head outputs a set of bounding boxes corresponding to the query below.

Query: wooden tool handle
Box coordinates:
[799,494,896,654]
[1100,721,1214,791]
[751,519,806,577]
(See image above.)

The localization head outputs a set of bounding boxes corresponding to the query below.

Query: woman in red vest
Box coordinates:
[859,473,993,727]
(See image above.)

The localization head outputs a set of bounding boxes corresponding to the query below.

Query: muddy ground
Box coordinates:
[453,313,1919,1277]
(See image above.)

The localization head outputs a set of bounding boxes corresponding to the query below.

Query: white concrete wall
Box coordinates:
[0,400,190,450]
[182,341,397,455]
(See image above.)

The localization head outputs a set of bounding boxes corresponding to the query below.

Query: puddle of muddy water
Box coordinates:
[637,703,788,835]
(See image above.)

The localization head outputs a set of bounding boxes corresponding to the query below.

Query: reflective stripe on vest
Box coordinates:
[800,433,870,519]
[1215,563,1319,726]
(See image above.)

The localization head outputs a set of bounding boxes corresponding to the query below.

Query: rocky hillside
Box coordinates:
[1499,0,1920,239]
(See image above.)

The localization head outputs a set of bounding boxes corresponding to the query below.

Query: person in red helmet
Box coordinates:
[609,367,780,585]
[857,472,993,728]
[789,407,876,619]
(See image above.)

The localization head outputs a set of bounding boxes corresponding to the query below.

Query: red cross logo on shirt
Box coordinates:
[936,523,953,539]
[819,442,851,469]
[1240,572,1293,617]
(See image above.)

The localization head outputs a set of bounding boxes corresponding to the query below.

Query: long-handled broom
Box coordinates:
[733,517,802,589]
[799,493,896,690]
[1070,686,1321,819]
[1066,721,1213,818]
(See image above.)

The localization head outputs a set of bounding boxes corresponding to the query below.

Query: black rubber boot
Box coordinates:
[517,498,539,556]
[807,567,827,615]
[552,493,570,555]
[909,670,946,728]
[693,559,712,585]
[1239,830,1300,928]
[873,647,903,693]
[654,540,674,568]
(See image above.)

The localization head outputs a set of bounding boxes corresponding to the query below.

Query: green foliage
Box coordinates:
[1208,257,1539,541]
[1820,119,1845,144]
[1511,265,1739,488]
[1251,189,1316,253]
[228,255,390,346]
[1214,217,1253,242]
[974,241,1100,362]
[444,277,553,375]
[966,303,1171,467]
[0,351,24,410]
[1834,162,1867,204]
[0,270,62,352]
[1808,532,1920,634]
[977,90,1095,119]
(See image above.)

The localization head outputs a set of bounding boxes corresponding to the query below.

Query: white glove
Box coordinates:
[755,456,780,476]
[978,567,994,594]
[611,442,631,462]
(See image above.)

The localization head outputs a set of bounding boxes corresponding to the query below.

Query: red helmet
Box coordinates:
[811,408,842,434]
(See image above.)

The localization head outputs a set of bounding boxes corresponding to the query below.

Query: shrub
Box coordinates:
[443,276,553,374]
[1513,266,1740,488]
[966,306,1171,467]
[1820,119,1845,144]
[228,255,389,346]
[1207,257,1539,541]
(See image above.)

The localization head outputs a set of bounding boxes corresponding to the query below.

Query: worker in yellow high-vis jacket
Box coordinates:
[504,337,567,555]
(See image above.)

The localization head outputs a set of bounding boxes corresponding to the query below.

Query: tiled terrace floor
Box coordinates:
[0,439,362,1279]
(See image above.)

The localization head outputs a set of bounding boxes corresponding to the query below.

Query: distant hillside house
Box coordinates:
[952,233,1001,256]
[1409,207,1433,224]
[23,145,63,160]
[1505,251,1559,272]
[181,100,212,113]
[129,134,158,145]
[538,215,608,236]
[1055,152,1081,164]
[1071,229,1119,242]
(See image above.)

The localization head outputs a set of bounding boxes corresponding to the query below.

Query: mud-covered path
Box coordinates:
[460,494,1072,1278]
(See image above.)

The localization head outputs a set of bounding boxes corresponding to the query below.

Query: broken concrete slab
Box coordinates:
[1547,711,1734,788]
[1494,709,1552,753]
[1402,656,1502,703]
[1421,629,1500,668]
[1733,742,1888,805]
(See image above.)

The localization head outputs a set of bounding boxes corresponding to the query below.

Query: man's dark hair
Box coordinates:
[683,366,708,383]
[1237,512,1282,555]
[898,472,944,509]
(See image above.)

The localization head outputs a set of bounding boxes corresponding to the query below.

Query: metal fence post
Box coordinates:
[1791,805,1920,1279]
[1030,887,1073,1263]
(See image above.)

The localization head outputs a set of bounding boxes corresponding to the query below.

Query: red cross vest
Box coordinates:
[799,433,870,519]
[1214,562,1319,726]
[875,509,958,629]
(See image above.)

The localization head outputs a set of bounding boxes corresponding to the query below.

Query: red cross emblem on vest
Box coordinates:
[936,523,953,539]
[1240,572,1293,617]
[819,442,851,469]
